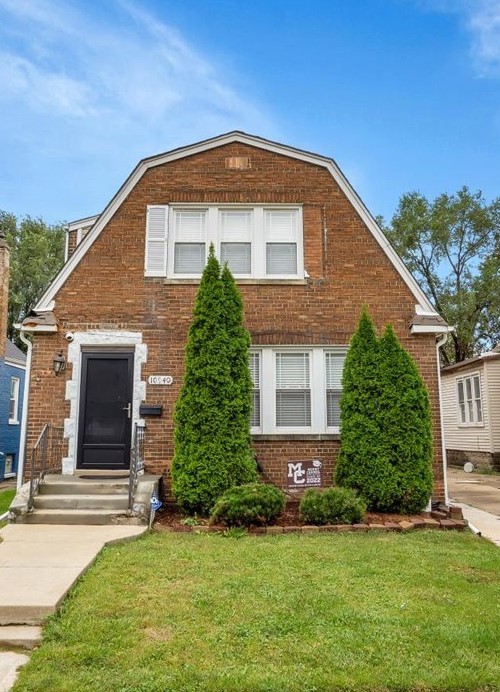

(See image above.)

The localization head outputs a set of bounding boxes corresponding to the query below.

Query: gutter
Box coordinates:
[436,330,453,506]
[16,330,33,491]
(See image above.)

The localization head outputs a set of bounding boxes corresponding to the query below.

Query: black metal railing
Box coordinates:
[28,424,65,511]
[128,423,146,513]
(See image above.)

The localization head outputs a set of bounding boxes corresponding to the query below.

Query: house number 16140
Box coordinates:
[148,375,173,385]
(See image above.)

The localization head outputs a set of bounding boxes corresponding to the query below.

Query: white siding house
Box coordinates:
[441,347,500,470]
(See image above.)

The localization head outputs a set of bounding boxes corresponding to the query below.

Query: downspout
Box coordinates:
[17,330,32,491]
[436,331,450,506]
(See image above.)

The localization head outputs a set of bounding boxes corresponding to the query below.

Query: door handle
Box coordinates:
[123,403,131,418]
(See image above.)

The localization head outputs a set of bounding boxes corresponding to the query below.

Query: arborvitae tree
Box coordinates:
[378,325,433,513]
[171,247,234,514]
[171,248,256,514]
[335,308,400,511]
[221,264,257,486]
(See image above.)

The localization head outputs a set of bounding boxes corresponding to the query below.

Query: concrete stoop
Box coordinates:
[9,474,161,526]
[0,626,42,650]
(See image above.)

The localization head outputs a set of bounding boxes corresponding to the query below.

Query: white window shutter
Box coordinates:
[145,206,168,276]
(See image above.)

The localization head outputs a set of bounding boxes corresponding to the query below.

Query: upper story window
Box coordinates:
[250,348,346,435]
[9,377,20,424]
[145,205,304,279]
[457,373,483,425]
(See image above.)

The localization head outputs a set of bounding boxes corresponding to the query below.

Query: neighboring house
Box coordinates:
[0,235,26,482]
[0,340,26,481]
[18,132,451,502]
[441,347,500,470]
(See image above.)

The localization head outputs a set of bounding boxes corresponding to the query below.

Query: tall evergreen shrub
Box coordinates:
[171,248,256,514]
[221,264,257,485]
[335,308,434,513]
[335,308,400,511]
[378,325,433,513]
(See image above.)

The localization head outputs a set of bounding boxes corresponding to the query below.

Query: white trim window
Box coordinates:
[457,373,483,425]
[9,377,20,424]
[250,348,346,434]
[145,204,304,279]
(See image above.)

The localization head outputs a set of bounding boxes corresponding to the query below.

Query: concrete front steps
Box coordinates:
[9,473,161,526]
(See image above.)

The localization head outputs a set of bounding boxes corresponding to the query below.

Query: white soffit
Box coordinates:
[35,131,438,314]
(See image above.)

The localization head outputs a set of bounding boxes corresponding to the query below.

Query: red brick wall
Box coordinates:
[25,142,445,501]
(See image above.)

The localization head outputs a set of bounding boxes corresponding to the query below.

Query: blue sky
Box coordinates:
[0,0,499,226]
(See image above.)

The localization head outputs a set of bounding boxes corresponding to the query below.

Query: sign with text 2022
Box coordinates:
[287,460,323,489]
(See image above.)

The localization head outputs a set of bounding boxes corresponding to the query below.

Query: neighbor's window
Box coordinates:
[145,205,303,279]
[457,373,482,425]
[9,377,20,424]
[4,454,14,476]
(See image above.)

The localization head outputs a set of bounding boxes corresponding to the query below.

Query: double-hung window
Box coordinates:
[145,205,303,279]
[250,348,346,434]
[9,377,20,424]
[457,373,482,425]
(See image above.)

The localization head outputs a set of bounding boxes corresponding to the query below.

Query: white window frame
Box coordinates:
[250,347,346,435]
[161,204,303,280]
[9,377,20,424]
[456,372,483,426]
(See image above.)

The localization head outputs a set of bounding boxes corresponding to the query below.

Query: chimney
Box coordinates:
[0,232,10,360]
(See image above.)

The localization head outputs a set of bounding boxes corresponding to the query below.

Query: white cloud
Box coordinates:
[415,0,500,76]
[0,0,273,128]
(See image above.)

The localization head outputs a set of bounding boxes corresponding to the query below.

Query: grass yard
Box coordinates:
[0,488,15,515]
[14,530,500,692]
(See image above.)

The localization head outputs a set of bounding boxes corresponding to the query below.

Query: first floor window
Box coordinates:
[457,373,482,425]
[275,352,311,426]
[250,347,346,434]
[9,377,20,424]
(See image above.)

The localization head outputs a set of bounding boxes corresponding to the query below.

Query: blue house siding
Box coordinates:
[0,357,26,481]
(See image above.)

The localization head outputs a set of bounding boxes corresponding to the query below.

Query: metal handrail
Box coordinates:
[128,423,145,513]
[28,424,65,511]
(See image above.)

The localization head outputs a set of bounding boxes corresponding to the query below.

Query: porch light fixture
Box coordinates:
[53,351,67,374]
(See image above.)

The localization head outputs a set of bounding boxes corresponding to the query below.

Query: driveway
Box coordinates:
[447,467,500,516]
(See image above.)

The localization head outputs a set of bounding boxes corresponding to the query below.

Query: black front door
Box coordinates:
[77,352,134,470]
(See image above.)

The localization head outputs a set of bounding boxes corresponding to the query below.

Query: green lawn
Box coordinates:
[15,530,500,692]
[0,488,15,515]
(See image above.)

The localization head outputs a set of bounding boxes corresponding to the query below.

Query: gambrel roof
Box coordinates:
[34,131,446,327]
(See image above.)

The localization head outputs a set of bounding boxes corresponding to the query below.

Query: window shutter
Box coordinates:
[145,206,168,276]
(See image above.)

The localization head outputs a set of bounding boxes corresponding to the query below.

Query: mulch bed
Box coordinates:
[153,502,467,534]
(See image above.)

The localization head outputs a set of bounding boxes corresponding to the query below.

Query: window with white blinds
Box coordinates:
[265,210,299,275]
[250,347,346,433]
[146,205,303,278]
[220,210,252,274]
[275,352,311,426]
[325,353,345,427]
[457,373,483,425]
[173,210,207,274]
[249,351,261,427]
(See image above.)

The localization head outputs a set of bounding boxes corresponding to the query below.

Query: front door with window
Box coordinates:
[77,352,133,470]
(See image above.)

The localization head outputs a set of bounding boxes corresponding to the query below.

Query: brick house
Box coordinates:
[18,132,450,504]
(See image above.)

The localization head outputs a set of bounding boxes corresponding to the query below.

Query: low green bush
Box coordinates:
[211,483,285,527]
[299,487,366,525]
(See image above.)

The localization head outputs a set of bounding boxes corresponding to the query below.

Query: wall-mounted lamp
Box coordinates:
[53,351,67,374]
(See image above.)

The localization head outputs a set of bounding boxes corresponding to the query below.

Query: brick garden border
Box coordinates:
[154,508,469,535]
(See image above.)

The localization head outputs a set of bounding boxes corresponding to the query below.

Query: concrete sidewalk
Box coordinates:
[0,523,147,690]
[447,468,500,546]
